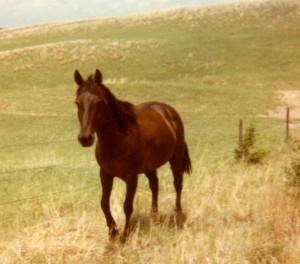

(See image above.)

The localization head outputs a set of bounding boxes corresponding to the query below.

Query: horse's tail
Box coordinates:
[182,142,192,174]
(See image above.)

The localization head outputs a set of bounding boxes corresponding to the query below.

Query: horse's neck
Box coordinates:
[96,114,121,146]
[96,116,139,153]
[95,105,139,152]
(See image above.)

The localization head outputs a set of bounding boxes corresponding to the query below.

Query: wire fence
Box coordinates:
[0,159,95,176]
[0,108,297,206]
[0,139,76,151]
[0,183,99,206]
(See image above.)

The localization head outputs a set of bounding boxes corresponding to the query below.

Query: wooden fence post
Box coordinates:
[286,107,290,142]
[239,118,243,146]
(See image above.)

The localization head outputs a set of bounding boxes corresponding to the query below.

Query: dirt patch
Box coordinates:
[267,90,300,120]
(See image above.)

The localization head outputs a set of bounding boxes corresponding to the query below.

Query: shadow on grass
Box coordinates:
[108,211,187,242]
[131,210,187,233]
[100,211,187,262]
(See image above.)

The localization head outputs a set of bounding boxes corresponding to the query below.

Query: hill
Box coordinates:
[0,0,300,262]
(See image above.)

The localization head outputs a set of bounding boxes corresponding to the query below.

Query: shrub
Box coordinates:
[234,123,267,164]
[285,146,300,198]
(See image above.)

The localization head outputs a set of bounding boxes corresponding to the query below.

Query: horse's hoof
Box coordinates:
[109,228,119,239]
[151,212,159,224]
[123,228,130,238]
[120,234,128,244]
[173,210,186,229]
[120,226,134,243]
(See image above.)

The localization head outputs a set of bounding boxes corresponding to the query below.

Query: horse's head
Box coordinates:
[74,69,107,147]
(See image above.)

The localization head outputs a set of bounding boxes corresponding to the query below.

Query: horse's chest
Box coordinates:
[96,144,140,177]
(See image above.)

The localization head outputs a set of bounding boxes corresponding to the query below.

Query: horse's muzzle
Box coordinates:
[78,134,95,147]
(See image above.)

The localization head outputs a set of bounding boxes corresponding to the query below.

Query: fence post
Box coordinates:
[239,118,243,146]
[286,107,290,142]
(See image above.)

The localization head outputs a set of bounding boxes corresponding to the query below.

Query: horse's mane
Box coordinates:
[104,86,137,133]
[85,75,137,133]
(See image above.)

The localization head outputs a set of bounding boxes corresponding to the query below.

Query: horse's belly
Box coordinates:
[138,137,176,172]
[97,142,174,177]
[97,153,141,178]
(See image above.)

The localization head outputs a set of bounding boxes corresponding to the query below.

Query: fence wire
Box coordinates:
[0,160,95,176]
[0,183,99,206]
[0,139,76,151]
[0,111,295,206]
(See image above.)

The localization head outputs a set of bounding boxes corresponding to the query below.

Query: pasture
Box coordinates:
[1,0,300,262]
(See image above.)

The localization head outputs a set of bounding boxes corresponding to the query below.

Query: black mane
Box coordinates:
[102,84,137,133]
[88,74,137,132]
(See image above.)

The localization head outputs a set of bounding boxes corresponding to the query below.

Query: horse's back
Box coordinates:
[136,102,184,137]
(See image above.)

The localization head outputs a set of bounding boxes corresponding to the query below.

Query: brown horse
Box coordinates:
[74,69,191,238]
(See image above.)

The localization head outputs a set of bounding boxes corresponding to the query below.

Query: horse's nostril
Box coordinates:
[78,134,94,147]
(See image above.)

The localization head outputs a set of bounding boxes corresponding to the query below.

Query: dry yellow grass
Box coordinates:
[1,155,300,263]
[0,39,160,72]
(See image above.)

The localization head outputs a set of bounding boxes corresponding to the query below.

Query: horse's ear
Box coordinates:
[95,69,103,85]
[74,70,84,86]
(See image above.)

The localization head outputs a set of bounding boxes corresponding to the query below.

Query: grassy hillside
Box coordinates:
[1,0,300,262]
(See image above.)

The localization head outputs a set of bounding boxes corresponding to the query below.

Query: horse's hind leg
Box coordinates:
[123,175,138,237]
[145,170,159,215]
[170,159,183,212]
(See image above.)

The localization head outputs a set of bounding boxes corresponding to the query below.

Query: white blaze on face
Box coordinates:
[80,93,97,137]
[82,99,90,129]
[151,105,177,141]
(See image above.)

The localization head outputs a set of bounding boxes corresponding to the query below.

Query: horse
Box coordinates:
[74,69,192,238]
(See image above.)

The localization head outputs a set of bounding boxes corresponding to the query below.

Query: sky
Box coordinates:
[0,0,235,28]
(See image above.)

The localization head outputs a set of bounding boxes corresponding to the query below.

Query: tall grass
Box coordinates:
[1,150,300,263]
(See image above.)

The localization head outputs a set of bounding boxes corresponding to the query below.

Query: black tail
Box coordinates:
[182,143,192,174]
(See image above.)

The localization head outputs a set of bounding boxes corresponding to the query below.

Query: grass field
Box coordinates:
[1,0,300,262]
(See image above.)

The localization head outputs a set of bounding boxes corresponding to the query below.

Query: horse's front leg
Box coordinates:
[100,170,118,237]
[123,175,138,237]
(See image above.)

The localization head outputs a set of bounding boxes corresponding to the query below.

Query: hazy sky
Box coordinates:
[0,0,237,28]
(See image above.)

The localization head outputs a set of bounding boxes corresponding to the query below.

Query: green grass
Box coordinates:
[1,0,300,262]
